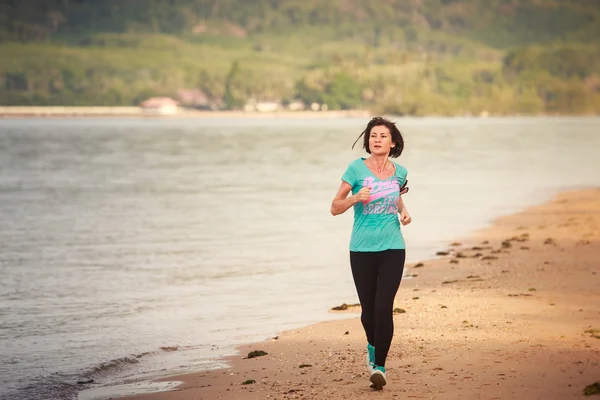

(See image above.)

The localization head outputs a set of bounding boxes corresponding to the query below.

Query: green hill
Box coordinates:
[1,0,599,114]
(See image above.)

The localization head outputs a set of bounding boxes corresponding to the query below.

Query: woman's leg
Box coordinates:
[374,249,405,367]
[350,251,379,346]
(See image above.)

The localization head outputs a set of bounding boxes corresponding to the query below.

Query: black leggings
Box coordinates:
[350,249,406,367]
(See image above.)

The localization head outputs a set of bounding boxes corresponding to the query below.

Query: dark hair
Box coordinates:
[352,117,404,158]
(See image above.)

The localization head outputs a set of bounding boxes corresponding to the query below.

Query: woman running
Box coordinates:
[330,117,411,390]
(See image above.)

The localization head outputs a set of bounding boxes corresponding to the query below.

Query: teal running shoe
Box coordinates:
[370,365,387,390]
[366,343,375,373]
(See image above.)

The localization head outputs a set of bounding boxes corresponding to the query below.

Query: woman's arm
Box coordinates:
[331,181,357,216]
[397,195,412,225]
[397,195,407,213]
[331,181,371,216]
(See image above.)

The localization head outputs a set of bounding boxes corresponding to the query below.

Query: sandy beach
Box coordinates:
[105,188,599,400]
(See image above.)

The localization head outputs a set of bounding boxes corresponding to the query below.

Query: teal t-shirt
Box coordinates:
[341,158,408,252]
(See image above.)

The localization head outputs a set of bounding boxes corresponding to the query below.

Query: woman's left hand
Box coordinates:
[400,209,412,226]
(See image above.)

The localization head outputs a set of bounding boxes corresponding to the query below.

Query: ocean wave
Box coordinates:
[81,345,180,381]
[83,351,154,380]
[3,346,182,400]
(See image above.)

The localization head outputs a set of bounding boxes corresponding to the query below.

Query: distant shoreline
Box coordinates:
[0,106,372,119]
[1,106,597,119]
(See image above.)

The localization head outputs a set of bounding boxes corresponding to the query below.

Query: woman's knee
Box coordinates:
[374,302,394,318]
[361,312,374,325]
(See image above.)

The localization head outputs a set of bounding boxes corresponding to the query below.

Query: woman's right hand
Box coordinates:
[355,186,371,203]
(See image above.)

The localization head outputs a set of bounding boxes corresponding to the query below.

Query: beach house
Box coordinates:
[140,97,179,115]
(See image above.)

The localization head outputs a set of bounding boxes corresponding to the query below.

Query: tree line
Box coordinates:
[0,0,598,114]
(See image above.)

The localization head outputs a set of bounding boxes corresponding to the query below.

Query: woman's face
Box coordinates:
[368,125,395,156]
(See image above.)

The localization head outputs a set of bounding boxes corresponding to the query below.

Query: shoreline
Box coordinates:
[1,107,598,119]
[0,107,372,119]
[80,188,600,400]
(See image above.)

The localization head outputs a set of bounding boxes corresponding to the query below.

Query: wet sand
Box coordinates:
[114,188,600,400]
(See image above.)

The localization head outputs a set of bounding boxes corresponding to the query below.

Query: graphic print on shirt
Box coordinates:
[362,176,399,215]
